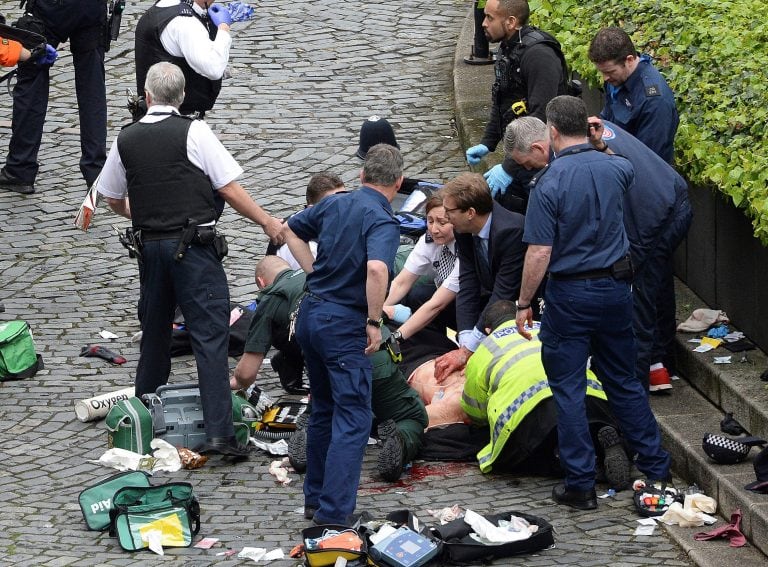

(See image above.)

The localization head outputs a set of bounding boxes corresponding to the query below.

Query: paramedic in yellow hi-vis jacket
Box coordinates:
[461,300,632,489]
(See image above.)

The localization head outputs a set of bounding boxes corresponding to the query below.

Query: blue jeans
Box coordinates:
[295,296,372,524]
[539,277,670,491]
[135,238,233,439]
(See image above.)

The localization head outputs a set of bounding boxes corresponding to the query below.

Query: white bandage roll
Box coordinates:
[74,387,135,422]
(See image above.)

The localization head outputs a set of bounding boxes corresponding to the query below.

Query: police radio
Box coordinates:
[105,0,126,51]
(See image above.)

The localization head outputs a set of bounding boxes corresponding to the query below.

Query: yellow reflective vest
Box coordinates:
[461,323,607,473]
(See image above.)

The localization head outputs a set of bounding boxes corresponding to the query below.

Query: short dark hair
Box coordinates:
[440,173,493,215]
[482,300,516,333]
[497,0,530,27]
[305,172,344,205]
[362,144,404,187]
[588,26,636,64]
[546,95,588,138]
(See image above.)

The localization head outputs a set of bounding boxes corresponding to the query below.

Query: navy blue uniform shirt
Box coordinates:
[524,143,634,274]
[600,55,678,163]
[287,186,400,310]
[599,121,688,270]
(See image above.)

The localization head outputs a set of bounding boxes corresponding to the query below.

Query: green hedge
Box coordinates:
[531,0,768,243]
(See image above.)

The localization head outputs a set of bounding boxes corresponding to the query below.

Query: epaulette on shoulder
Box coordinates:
[177,2,196,17]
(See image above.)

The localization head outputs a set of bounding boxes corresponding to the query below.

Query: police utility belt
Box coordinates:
[549,255,633,282]
[118,222,228,262]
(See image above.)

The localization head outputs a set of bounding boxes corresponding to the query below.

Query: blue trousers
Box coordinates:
[646,192,694,376]
[135,239,234,439]
[539,277,670,491]
[295,296,372,524]
[6,0,106,186]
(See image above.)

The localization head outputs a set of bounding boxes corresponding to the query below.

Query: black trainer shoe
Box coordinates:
[0,167,35,195]
[598,426,631,490]
[377,419,405,482]
[303,505,317,520]
[552,483,598,510]
[288,413,309,473]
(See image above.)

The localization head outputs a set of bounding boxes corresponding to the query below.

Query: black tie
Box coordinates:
[474,236,491,284]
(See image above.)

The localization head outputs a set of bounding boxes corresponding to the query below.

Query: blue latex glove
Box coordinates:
[208,3,233,27]
[483,164,513,197]
[228,0,255,22]
[36,44,58,65]
[392,304,412,324]
[465,144,489,165]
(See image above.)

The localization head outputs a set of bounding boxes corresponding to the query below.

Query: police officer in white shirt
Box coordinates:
[384,194,460,340]
[135,0,233,116]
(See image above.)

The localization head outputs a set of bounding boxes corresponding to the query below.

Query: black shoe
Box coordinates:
[0,167,35,195]
[377,419,405,482]
[201,436,251,457]
[598,426,631,490]
[288,413,309,472]
[303,505,317,520]
[552,483,598,510]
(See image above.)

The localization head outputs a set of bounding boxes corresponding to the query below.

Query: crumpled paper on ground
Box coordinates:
[150,439,182,471]
[238,547,285,562]
[269,458,292,485]
[96,439,181,472]
[677,309,729,333]
[427,505,464,524]
[463,509,536,543]
[251,437,289,456]
[685,493,717,514]
[658,498,717,527]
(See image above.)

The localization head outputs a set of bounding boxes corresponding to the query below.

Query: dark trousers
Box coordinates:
[493,396,618,476]
[296,296,372,524]
[472,1,489,58]
[6,0,106,186]
[370,351,428,463]
[271,348,306,394]
[539,277,670,491]
[634,192,693,387]
[136,239,234,439]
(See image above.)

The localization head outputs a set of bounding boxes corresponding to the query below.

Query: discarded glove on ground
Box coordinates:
[80,344,127,364]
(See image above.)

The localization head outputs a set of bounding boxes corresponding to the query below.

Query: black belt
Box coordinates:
[139,226,216,243]
[549,268,613,281]
[138,229,182,241]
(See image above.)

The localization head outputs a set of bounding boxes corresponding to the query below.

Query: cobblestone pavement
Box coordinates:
[0,1,692,565]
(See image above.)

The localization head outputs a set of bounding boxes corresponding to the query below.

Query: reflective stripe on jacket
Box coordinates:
[462,322,606,472]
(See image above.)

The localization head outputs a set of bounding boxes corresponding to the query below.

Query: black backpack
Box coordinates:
[508,27,582,98]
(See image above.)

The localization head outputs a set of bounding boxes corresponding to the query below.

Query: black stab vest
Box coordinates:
[116,115,217,232]
[135,2,222,114]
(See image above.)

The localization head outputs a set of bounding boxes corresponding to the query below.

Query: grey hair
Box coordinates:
[362,143,404,186]
[144,62,185,108]
[503,117,548,155]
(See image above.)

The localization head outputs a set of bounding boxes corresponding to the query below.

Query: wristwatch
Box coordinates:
[515,300,531,310]
[367,317,383,328]
[392,330,403,341]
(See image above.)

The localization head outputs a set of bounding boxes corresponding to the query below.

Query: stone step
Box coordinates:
[646,279,768,564]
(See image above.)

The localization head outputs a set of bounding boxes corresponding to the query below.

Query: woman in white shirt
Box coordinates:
[384,194,459,340]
